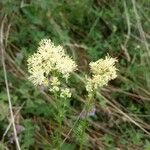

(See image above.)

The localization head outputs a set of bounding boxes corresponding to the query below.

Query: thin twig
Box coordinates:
[132,0,150,67]
[0,15,21,150]
[2,102,25,140]
[122,0,131,62]
[123,0,131,47]
[97,93,150,135]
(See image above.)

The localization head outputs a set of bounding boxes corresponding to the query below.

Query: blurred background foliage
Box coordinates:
[0,0,150,149]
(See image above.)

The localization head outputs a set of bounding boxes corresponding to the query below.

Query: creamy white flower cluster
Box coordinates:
[86,55,117,93]
[49,77,71,98]
[27,39,77,86]
[49,77,60,92]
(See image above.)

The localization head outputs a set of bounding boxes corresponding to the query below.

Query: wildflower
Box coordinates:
[49,86,60,92]
[60,88,72,98]
[50,77,60,86]
[86,55,117,93]
[49,77,60,92]
[27,39,77,86]
[80,106,96,119]
[136,45,140,49]
[9,125,25,143]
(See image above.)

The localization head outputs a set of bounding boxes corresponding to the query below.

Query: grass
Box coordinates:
[0,0,150,149]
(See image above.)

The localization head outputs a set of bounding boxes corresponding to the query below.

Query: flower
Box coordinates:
[27,39,77,86]
[80,106,96,119]
[49,77,61,92]
[50,77,60,86]
[49,86,60,92]
[9,125,25,144]
[86,55,118,93]
[60,88,72,98]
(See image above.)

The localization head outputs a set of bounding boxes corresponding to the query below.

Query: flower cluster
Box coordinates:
[49,77,60,92]
[86,55,117,93]
[27,39,77,86]
[60,88,72,98]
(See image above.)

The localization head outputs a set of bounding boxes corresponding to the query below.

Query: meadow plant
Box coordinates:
[27,39,117,149]
[27,39,77,149]
[75,55,118,149]
[2,0,149,149]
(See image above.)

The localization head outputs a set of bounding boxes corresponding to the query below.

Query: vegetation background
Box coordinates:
[0,0,150,149]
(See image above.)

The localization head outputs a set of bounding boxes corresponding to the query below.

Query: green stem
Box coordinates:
[79,93,94,149]
[80,144,83,150]
[58,120,62,150]
[58,98,66,149]
[53,91,62,149]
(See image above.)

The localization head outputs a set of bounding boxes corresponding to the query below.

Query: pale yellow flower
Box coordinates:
[90,55,117,77]
[50,77,60,86]
[49,86,60,92]
[49,77,60,92]
[27,39,77,85]
[86,55,118,93]
[60,88,72,98]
